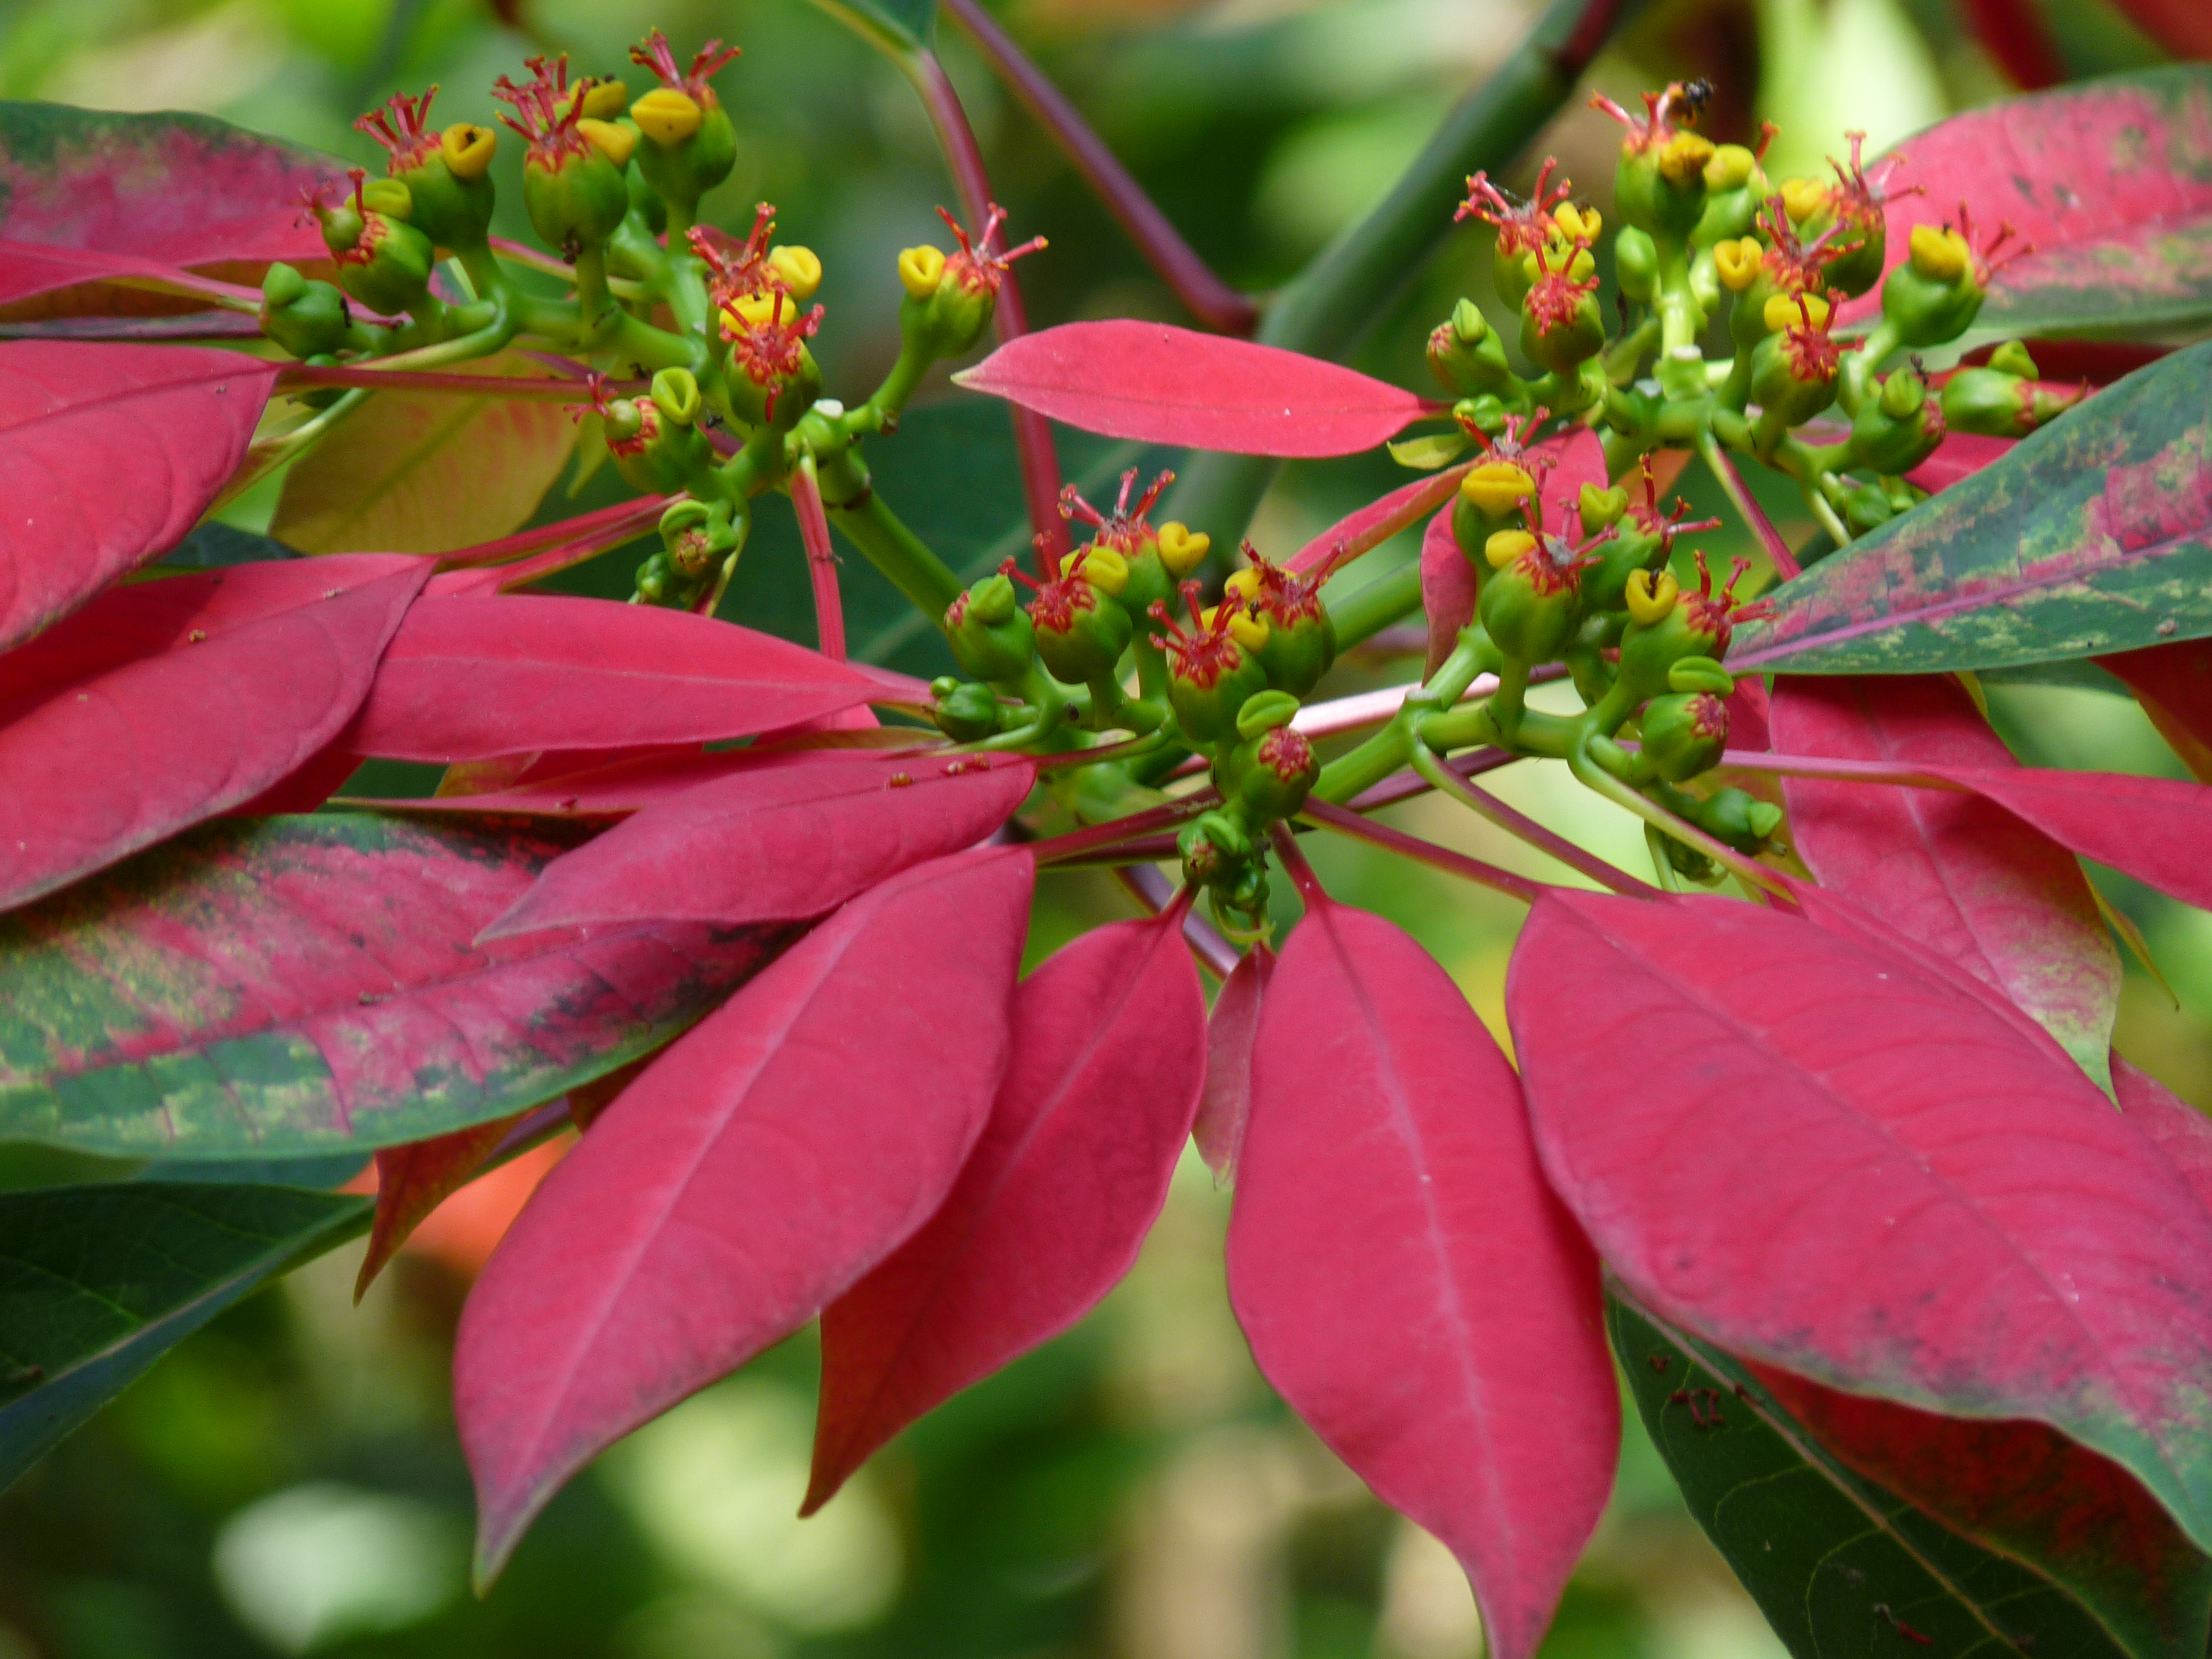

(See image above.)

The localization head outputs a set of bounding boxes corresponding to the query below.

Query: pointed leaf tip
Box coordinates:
[808,907,1205,1510]
[456,846,1035,1581]
[957,321,1430,457]
[1229,902,1616,1659]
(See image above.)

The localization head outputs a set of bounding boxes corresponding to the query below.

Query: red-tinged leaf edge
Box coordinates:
[1193,940,1273,1181]
[357,1114,525,1301]
[2115,1059,2212,1214]
[457,846,1036,1585]
[807,908,1207,1510]
[2095,640,2212,783]
[1229,897,1617,1659]
[953,320,1435,458]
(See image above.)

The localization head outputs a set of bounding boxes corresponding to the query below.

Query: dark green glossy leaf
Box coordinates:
[1612,1293,2212,1659]
[152,522,303,570]
[0,1182,368,1491]
[0,814,783,1159]
[806,0,938,57]
[1734,343,2212,674]
[722,399,1177,677]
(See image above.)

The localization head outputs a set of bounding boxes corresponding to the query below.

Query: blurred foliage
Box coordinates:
[1,0,2205,1653]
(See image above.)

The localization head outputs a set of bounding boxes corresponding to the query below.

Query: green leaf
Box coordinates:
[270,354,580,556]
[152,522,304,570]
[1611,1293,2212,1659]
[1734,343,2212,674]
[0,1182,368,1492]
[0,813,783,1158]
[722,399,1178,677]
[806,0,939,58]
[1387,432,1472,470]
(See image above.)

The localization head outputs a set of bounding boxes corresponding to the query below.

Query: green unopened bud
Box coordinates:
[1639,691,1730,782]
[330,209,435,317]
[1031,577,1132,687]
[1614,226,1659,304]
[1851,369,1945,475]
[1841,478,1894,536]
[1989,340,2039,378]
[947,574,1036,682]
[1223,721,1318,822]
[523,146,630,253]
[1426,299,1512,396]
[1695,786,1784,851]
[606,390,712,494]
[1480,534,1592,663]
[931,678,1004,742]
[1880,223,1985,347]
[1942,366,2034,438]
[259,264,350,358]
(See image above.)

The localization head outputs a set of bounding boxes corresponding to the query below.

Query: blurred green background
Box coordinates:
[0,0,2204,1653]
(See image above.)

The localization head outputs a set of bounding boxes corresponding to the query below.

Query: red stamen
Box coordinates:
[355,87,441,173]
[935,203,1047,298]
[1457,157,1572,255]
[631,28,740,97]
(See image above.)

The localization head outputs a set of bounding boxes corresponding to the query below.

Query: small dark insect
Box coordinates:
[1732,1381,1760,1404]
[1647,1354,1669,1373]
[1675,78,1716,124]
[1873,1604,1934,1646]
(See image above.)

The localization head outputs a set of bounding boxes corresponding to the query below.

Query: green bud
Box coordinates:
[1615,129,1714,239]
[258,264,351,359]
[1639,691,1730,782]
[605,392,713,495]
[1879,228,1985,348]
[393,151,495,251]
[1695,786,1784,851]
[1850,369,1945,475]
[1841,478,1894,536]
[523,146,631,253]
[1942,365,2033,438]
[1222,721,1319,822]
[1480,536,1590,664]
[947,574,1036,683]
[1989,340,2039,378]
[1614,226,1659,304]
[1427,300,1512,397]
[333,212,435,318]
[931,678,1004,742]
[1177,808,1252,890]
[1031,578,1133,687]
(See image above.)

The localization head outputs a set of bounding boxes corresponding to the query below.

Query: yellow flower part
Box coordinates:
[722,290,799,334]
[361,178,412,220]
[1524,235,1597,286]
[898,244,947,299]
[577,118,636,169]
[1485,529,1536,571]
[1704,144,1757,191]
[1553,203,1602,244]
[1657,132,1715,187]
[1203,605,1270,654]
[768,246,823,300]
[440,123,497,180]
[1063,546,1130,597]
[581,79,629,119]
[1713,237,1763,292]
[1763,290,1832,332]
[1157,523,1210,576]
[1909,223,1972,282]
[1625,568,1680,625]
[1461,462,1535,517]
[1779,177,1829,223]
[631,87,703,147]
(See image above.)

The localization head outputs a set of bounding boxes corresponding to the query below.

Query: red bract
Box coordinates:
[1288,461,1472,576]
[0,343,278,651]
[1419,504,1472,680]
[482,750,1036,936]
[1228,897,1617,1659]
[1509,890,2212,1549]
[0,556,428,913]
[1769,673,2120,1082]
[1192,938,1273,1181]
[455,846,1034,1583]
[2095,638,2212,782]
[347,594,891,760]
[358,1114,526,1300]
[806,907,1207,1510]
[2116,1059,2212,1210]
[953,320,1433,457]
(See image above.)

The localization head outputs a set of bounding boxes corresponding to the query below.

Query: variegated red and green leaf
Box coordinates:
[0,813,784,1158]
[1734,342,2212,673]
[1509,890,2212,1552]
[1770,674,2120,1087]
[0,555,431,913]
[0,102,339,316]
[0,342,278,651]
[1835,66,2212,343]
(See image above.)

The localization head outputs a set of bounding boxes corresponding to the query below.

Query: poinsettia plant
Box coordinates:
[4,0,2212,1653]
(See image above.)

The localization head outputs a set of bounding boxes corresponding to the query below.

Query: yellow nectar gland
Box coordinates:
[1763,290,1832,332]
[1062,546,1130,597]
[768,246,823,300]
[1909,223,1972,283]
[1625,568,1680,625]
[1524,233,1596,286]
[1553,203,1603,244]
[1157,522,1210,577]
[580,80,629,120]
[577,118,636,169]
[631,87,703,147]
[1779,177,1829,223]
[1224,568,1261,605]
[1462,462,1535,517]
[1657,132,1716,187]
[1202,604,1270,653]
[441,123,497,180]
[1704,144,1757,192]
[899,244,947,300]
[722,290,800,334]
[361,178,412,220]
[1714,237,1764,292]
[1485,529,1537,571]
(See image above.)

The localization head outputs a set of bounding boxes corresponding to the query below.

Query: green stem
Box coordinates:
[1164,0,1641,547]
[1410,745,1649,893]
[1327,561,1427,651]
[1567,744,1786,894]
[825,489,967,620]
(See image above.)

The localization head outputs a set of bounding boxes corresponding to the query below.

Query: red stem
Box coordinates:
[1115,864,1241,979]
[439,494,672,569]
[1295,800,1543,905]
[912,50,1069,573]
[939,0,1258,337]
[1421,758,1655,895]
[1702,439,1800,580]
[276,363,634,401]
[1705,748,1965,789]
[1031,793,1215,865]
[793,461,847,660]
[1955,0,2066,89]
[1267,822,1331,907]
